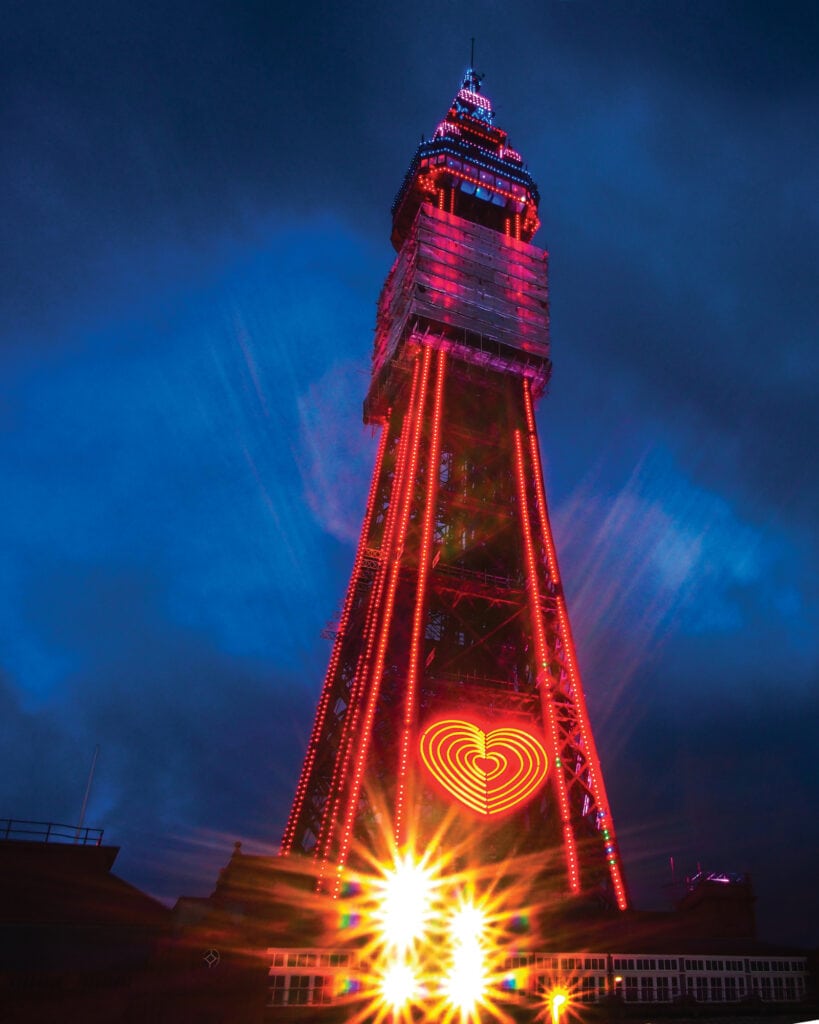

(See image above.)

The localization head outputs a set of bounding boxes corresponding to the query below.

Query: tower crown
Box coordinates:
[391,71,541,249]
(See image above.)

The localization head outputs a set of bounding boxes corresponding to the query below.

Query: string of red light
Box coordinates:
[513,426,581,894]
[332,344,435,894]
[314,358,421,883]
[394,347,447,846]
[281,421,390,855]
[522,381,628,911]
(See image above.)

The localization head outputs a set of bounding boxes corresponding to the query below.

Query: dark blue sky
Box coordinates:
[3,2,818,946]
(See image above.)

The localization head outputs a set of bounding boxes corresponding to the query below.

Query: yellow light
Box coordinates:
[376,853,434,950]
[549,987,570,1024]
[443,899,487,1016]
[444,940,486,1015]
[381,959,417,1010]
[450,902,486,946]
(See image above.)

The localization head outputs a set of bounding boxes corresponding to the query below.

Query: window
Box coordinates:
[710,978,723,1001]
[625,977,638,1001]
[695,977,708,1001]
[656,977,670,1001]
[292,975,310,1005]
[725,977,737,1001]
[269,976,286,1006]
[640,978,653,1002]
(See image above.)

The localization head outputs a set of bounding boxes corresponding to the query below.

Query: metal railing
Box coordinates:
[0,817,104,846]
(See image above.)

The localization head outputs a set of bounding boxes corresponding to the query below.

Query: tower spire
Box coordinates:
[465,36,482,92]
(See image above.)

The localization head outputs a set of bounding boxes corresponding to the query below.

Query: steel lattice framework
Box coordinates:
[281,71,628,911]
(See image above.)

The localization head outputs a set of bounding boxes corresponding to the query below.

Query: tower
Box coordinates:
[281,71,627,912]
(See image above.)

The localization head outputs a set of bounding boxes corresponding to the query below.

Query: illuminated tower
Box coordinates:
[281,71,628,911]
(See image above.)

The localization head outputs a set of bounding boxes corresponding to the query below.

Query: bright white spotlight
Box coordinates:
[450,902,486,945]
[444,941,486,1015]
[443,899,487,1015]
[376,853,434,950]
[381,959,417,1010]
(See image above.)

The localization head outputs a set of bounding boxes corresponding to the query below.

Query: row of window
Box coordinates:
[612,955,805,975]
[270,950,807,976]
[683,958,744,972]
[268,975,332,1006]
[615,975,804,1003]
[748,959,805,972]
[267,950,809,1008]
[613,957,678,971]
[684,975,803,1001]
[270,952,353,968]
[505,956,606,971]
[420,154,529,200]
[617,976,680,1002]
[267,972,806,1008]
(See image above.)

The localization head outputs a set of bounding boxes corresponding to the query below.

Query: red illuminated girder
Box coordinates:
[280,422,390,855]
[520,380,628,909]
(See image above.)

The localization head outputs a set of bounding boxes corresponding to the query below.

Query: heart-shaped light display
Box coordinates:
[419,718,549,816]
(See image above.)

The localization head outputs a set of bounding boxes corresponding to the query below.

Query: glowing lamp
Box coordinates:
[549,988,569,1024]
[375,854,434,951]
[443,941,486,1015]
[381,960,417,1010]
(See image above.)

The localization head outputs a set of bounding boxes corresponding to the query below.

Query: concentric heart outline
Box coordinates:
[419,718,549,816]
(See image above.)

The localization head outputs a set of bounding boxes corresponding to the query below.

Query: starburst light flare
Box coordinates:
[381,959,418,1010]
[443,898,488,1019]
[374,852,435,951]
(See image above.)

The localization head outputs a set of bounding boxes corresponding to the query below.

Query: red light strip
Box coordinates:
[522,381,628,910]
[457,88,492,111]
[513,427,580,892]
[315,357,423,880]
[394,347,447,845]
[444,108,504,147]
[420,167,540,236]
[419,719,549,816]
[281,421,390,855]
[332,344,435,893]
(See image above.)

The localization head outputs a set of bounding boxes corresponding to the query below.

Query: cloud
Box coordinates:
[2,0,817,943]
[1,557,316,899]
[297,360,378,544]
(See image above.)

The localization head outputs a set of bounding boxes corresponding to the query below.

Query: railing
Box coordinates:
[0,817,104,846]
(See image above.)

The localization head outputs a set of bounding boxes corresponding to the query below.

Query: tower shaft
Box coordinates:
[282,75,627,911]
